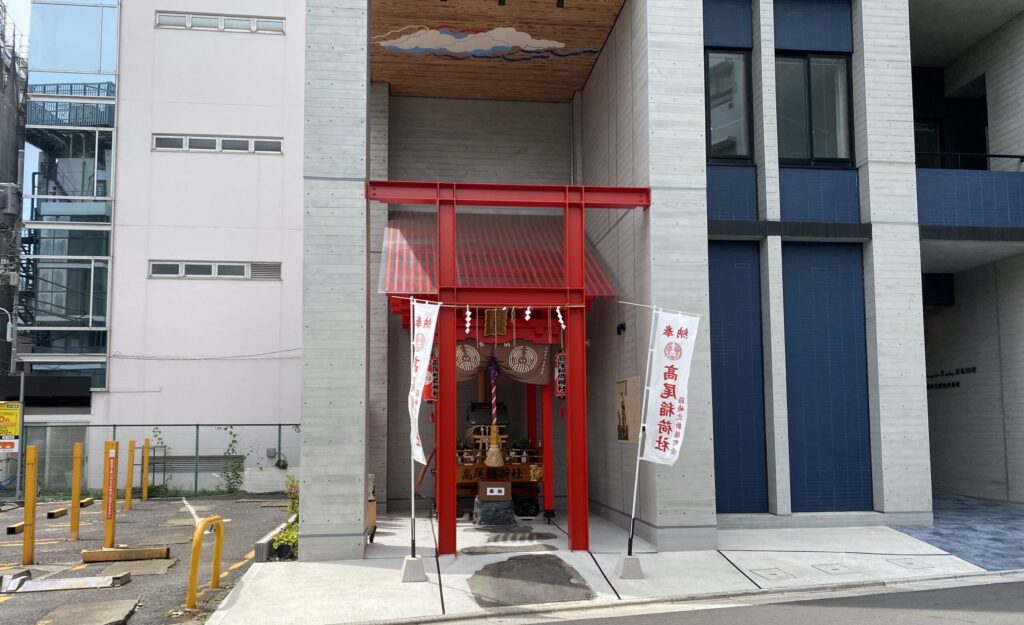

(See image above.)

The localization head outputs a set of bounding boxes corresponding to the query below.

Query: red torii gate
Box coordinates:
[367,180,651,554]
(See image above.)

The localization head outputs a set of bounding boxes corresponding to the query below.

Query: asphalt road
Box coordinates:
[557,581,1024,625]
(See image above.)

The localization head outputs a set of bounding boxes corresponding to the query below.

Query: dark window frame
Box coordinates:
[776,51,856,169]
[705,47,755,165]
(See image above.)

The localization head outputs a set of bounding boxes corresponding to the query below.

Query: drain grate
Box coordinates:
[486,532,558,543]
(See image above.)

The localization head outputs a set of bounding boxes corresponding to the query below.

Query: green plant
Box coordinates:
[285,474,300,515]
[216,426,248,494]
[271,521,298,553]
[274,454,288,470]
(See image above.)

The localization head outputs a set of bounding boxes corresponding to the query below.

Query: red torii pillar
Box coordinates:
[366,181,651,555]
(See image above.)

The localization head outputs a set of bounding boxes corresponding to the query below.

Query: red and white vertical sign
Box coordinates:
[408,301,440,465]
[641,309,700,466]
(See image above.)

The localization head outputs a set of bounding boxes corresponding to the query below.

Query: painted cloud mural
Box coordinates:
[376,26,597,61]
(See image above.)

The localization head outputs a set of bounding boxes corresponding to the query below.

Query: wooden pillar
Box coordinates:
[541,382,555,514]
[436,187,458,556]
[526,384,538,447]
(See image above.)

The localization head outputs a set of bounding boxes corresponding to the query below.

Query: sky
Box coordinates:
[7,0,29,37]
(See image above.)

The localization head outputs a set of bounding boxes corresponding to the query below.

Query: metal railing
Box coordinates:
[916,151,1024,171]
[0,423,300,501]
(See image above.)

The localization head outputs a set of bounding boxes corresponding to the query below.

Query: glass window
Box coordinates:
[776,55,852,163]
[221,138,251,152]
[153,136,184,150]
[810,58,850,160]
[216,264,246,277]
[25,128,113,198]
[25,229,111,257]
[256,19,285,33]
[706,51,750,159]
[150,263,181,276]
[187,137,217,151]
[776,57,810,161]
[19,330,108,355]
[31,4,118,74]
[19,258,106,328]
[253,140,282,153]
[22,199,113,223]
[25,361,107,390]
[184,263,213,277]
[223,17,253,31]
[190,15,220,29]
[156,14,187,28]
[28,73,116,98]
[28,102,115,128]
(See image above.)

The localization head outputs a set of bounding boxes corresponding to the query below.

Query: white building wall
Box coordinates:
[104,0,304,431]
[945,11,1024,172]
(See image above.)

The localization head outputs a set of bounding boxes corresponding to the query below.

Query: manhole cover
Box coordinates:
[813,563,856,576]
[467,554,595,608]
[751,568,796,581]
[888,558,932,570]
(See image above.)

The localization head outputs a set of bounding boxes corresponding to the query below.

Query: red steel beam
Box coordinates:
[367,180,651,210]
[564,201,590,551]
[436,190,458,556]
[541,382,555,515]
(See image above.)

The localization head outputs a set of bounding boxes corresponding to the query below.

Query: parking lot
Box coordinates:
[0,495,288,625]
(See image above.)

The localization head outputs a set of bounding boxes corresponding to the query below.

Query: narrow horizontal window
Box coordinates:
[184,263,213,277]
[220,138,251,152]
[256,19,285,33]
[223,17,254,32]
[152,135,283,155]
[187,137,217,151]
[156,13,187,28]
[153,136,184,150]
[155,12,285,35]
[150,263,180,276]
[190,15,220,30]
[150,261,280,281]
[253,140,282,153]
[216,264,246,277]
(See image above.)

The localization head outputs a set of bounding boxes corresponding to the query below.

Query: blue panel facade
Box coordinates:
[780,167,860,223]
[710,241,768,513]
[703,0,753,48]
[774,0,853,53]
[917,169,1024,227]
[783,243,872,513]
[708,165,759,220]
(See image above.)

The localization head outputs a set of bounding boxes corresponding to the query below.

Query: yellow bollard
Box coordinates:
[124,440,135,511]
[142,437,151,501]
[70,442,83,540]
[185,515,225,610]
[22,445,37,565]
[102,440,119,548]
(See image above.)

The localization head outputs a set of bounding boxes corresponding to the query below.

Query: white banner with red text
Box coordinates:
[641,309,700,466]
[408,301,440,465]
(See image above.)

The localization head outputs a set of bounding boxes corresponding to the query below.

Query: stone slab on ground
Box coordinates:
[35,600,137,625]
[461,543,556,555]
[101,559,177,576]
[593,551,758,598]
[205,560,443,625]
[466,553,596,608]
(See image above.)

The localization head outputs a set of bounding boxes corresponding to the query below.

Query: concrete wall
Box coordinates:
[945,11,1024,172]
[579,0,655,535]
[300,0,369,560]
[104,0,304,428]
[852,0,932,522]
[368,83,389,509]
[389,97,572,184]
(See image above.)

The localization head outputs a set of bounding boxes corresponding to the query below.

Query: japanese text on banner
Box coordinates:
[641,310,700,466]
[408,301,440,465]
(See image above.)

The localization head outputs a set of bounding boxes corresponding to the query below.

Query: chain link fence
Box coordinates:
[0,423,300,501]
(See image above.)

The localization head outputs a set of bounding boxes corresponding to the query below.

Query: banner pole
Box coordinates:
[409,300,416,560]
[627,306,660,556]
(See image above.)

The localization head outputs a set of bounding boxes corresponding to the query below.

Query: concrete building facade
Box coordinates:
[16,0,1024,560]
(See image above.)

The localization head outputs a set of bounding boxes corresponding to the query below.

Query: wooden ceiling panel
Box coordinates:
[370,0,626,102]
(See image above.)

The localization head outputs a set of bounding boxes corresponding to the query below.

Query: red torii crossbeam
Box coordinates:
[367,180,651,554]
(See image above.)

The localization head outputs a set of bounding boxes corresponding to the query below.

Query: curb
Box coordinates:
[350,567,1024,625]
